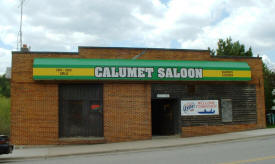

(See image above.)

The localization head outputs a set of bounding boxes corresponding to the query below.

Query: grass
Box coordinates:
[267,124,275,128]
[0,96,10,136]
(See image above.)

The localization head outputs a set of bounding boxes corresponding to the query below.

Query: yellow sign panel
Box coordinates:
[33,68,95,76]
[203,70,251,78]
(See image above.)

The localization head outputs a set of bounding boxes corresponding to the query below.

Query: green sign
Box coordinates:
[33,58,251,81]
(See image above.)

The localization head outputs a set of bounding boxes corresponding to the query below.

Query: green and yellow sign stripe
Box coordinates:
[33,58,251,81]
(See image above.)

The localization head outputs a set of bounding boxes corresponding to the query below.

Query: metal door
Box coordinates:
[59,84,103,138]
[151,99,180,135]
[172,99,180,134]
[221,99,233,122]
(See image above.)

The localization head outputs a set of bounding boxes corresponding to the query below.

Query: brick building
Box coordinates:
[11,47,266,145]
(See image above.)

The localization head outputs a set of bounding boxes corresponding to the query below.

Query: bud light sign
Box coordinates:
[181,100,219,116]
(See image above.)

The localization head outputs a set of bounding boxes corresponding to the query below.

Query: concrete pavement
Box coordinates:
[1,128,275,161]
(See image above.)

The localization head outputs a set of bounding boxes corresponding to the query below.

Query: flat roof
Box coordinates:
[12,46,209,54]
[78,46,209,52]
[11,46,262,59]
[212,55,262,59]
[12,51,78,54]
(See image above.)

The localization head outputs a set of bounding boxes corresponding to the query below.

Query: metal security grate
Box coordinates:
[59,84,103,138]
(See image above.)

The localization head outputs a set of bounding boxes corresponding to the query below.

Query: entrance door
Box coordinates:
[151,99,180,136]
[59,84,103,138]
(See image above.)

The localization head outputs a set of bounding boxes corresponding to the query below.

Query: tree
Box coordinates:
[208,37,253,57]
[0,75,10,97]
[263,64,275,112]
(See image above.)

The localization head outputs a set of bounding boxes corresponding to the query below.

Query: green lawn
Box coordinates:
[0,97,10,136]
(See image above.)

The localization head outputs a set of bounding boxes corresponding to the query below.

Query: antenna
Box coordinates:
[17,0,26,50]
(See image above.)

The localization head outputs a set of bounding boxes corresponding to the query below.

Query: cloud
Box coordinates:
[0,0,275,74]
[261,54,275,71]
[176,0,275,53]
[2,0,275,51]
[0,48,11,75]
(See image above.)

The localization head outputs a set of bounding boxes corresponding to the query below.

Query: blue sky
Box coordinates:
[0,0,275,74]
[159,0,170,5]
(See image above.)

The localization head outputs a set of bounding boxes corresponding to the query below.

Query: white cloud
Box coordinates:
[0,0,275,74]
[0,48,11,75]
[261,54,275,71]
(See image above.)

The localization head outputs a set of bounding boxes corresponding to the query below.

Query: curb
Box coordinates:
[1,133,275,161]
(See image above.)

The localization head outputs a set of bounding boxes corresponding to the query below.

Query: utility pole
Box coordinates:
[17,0,25,50]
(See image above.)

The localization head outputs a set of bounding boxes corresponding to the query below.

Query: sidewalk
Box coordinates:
[1,128,275,161]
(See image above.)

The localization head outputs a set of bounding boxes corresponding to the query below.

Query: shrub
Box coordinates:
[0,97,10,136]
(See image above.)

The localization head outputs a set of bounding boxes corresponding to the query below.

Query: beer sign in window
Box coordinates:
[181,100,219,116]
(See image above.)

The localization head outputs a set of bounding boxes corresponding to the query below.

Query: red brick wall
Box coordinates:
[104,83,151,142]
[181,124,258,137]
[11,83,59,145]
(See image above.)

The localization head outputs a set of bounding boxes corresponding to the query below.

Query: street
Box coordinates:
[4,135,275,164]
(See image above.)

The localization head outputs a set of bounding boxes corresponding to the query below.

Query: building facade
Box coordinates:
[11,47,266,145]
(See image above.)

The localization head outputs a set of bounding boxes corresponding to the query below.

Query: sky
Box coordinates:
[1,0,275,74]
